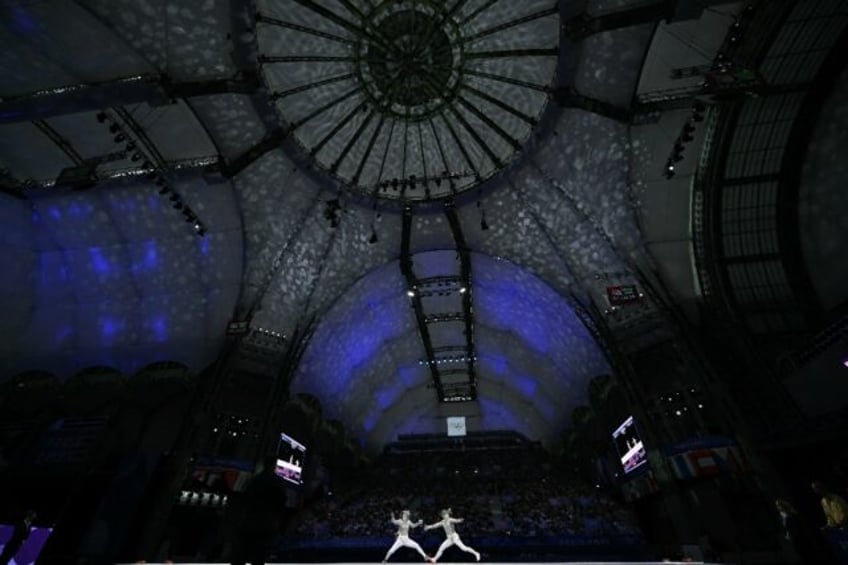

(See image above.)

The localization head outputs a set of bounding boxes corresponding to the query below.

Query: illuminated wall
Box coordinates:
[291,251,611,451]
[0,177,243,379]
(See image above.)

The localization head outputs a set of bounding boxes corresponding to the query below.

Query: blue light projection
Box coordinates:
[292,260,412,403]
[53,325,74,348]
[479,351,508,376]
[397,365,421,388]
[376,381,404,410]
[39,253,70,288]
[143,241,158,270]
[477,397,537,438]
[100,317,122,342]
[89,247,111,276]
[150,316,168,342]
[197,234,211,256]
[9,5,39,34]
[291,251,611,451]
[0,180,243,379]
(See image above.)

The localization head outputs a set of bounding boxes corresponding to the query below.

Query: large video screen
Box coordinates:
[275,432,306,485]
[0,525,53,565]
[612,416,647,474]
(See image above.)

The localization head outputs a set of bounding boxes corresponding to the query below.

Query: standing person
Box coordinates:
[812,481,848,529]
[0,510,36,565]
[230,455,289,565]
[774,498,821,563]
[775,498,801,542]
[382,510,431,563]
[424,508,480,563]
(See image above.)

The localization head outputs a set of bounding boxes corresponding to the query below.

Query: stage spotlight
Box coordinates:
[407,289,415,297]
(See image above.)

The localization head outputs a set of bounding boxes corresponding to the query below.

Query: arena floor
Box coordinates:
[120,562,713,564]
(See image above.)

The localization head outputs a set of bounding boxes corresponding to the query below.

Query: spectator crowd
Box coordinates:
[289,446,641,541]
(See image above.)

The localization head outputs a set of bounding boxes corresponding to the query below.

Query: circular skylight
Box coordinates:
[257,0,559,201]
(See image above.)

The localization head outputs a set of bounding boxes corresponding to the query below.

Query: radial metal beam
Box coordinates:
[465,48,559,59]
[563,1,675,40]
[0,73,261,124]
[444,200,478,400]
[256,13,356,44]
[464,69,550,92]
[460,0,500,25]
[460,84,538,125]
[400,206,445,399]
[455,94,522,150]
[33,120,85,165]
[269,73,356,101]
[552,87,631,123]
[351,116,385,185]
[259,55,356,63]
[563,0,739,40]
[465,6,559,42]
[222,127,288,178]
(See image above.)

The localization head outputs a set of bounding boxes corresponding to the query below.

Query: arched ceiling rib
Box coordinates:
[0,176,243,379]
[291,252,611,450]
[0,0,724,453]
[82,0,236,81]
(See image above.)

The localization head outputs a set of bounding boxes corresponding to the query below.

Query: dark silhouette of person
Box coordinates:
[775,498,822,564]
[230,455,288,565]
[0,510,36,565]
[812,481,848,529]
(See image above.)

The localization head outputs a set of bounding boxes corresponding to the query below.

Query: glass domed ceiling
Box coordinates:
[257,0,559,201]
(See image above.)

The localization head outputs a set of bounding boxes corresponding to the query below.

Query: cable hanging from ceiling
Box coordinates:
[96,111,208,236]
[476,191,489,231]
[368,200,380,244]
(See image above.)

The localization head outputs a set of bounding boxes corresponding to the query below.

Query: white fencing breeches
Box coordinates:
[385,535,428,560]
[433,533,480,561]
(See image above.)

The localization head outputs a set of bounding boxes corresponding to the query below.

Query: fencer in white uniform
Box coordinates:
[424,508,481,562]
[383,510,432,563]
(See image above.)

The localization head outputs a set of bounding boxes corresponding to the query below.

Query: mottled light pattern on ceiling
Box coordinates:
[0,178,243,378]
[256,0,559,199]
[85,0,235,80]
[800,63,848,310]
[0,0,683,449]
[291,251,610,449]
